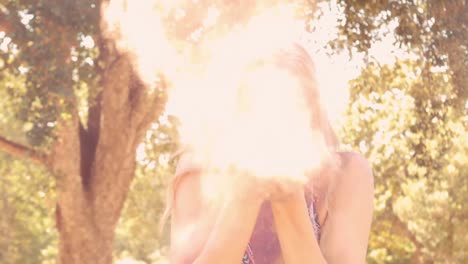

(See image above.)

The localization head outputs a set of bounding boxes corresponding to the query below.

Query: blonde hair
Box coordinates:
[161,43,339,229]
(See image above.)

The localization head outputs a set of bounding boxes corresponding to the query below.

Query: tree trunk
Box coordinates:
[57,210,113,264]
[48,0,168,260]
[0,1,166,262]
[51,49,164,264]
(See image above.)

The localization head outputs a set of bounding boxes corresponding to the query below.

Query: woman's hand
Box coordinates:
[170,165,263,264]
[270,188,327,264]
[263,177,305,202]
[222,168,306,204]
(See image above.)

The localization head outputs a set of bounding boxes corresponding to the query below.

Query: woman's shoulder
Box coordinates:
[336,151,373,178]
[330,151,374,205]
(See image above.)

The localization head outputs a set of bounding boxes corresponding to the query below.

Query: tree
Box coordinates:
[340,60,467,263]
[114,116,178,263]
[319,0,467,107]
[0,153,58,264]
[319,1,467,262]
[0,0,166,262]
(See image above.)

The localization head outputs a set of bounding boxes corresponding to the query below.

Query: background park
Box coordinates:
[0,0,466,263]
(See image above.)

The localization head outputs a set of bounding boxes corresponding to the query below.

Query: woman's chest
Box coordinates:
[246,199,321,264]
[246,202,283,264]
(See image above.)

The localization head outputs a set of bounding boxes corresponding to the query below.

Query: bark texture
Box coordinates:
[0,1,164,262]
[52,52,164,263]
[51,1,166,262]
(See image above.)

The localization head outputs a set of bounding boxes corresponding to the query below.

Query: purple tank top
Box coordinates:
[241,198,321,264]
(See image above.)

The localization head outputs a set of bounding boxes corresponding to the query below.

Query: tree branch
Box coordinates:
[90,53,166,237]
[0,135,48,166]
[0,11,13,35]
[88,0,169,236]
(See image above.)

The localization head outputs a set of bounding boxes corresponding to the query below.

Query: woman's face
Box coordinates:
[228,64,330,183]
[238,62,323,133]
[238,65,309,122]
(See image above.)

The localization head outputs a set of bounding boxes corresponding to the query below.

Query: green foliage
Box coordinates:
[114,115,179,263]
[0,154,57,264]
[0,0,100,147]
[0,53,57,264]
[340,60,467,263]
[321,0,467,107]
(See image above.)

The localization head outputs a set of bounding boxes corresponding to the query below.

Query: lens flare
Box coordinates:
[102,1,334,200]
[166,4,331,199]
[102,0,178,86]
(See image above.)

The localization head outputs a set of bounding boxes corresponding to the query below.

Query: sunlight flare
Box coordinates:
[103,1,337,200]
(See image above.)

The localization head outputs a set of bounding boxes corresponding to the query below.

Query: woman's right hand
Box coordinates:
[170,164,263,264]
[222,167,306,204]
[229,167,305,202]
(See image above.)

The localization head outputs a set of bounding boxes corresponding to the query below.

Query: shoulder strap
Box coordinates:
[242,244,256,264]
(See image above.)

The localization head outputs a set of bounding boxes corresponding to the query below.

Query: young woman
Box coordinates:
[165,43,374,264]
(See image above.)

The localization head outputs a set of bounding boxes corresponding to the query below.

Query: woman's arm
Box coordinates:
[319,153,374,263]
[170,170,263,264]
[193,193,262,264]
[271,190,327,264]
[271,152,374,264]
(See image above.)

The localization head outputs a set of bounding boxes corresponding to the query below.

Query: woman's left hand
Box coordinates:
[270,184,327,264]
[265,178,305,202]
